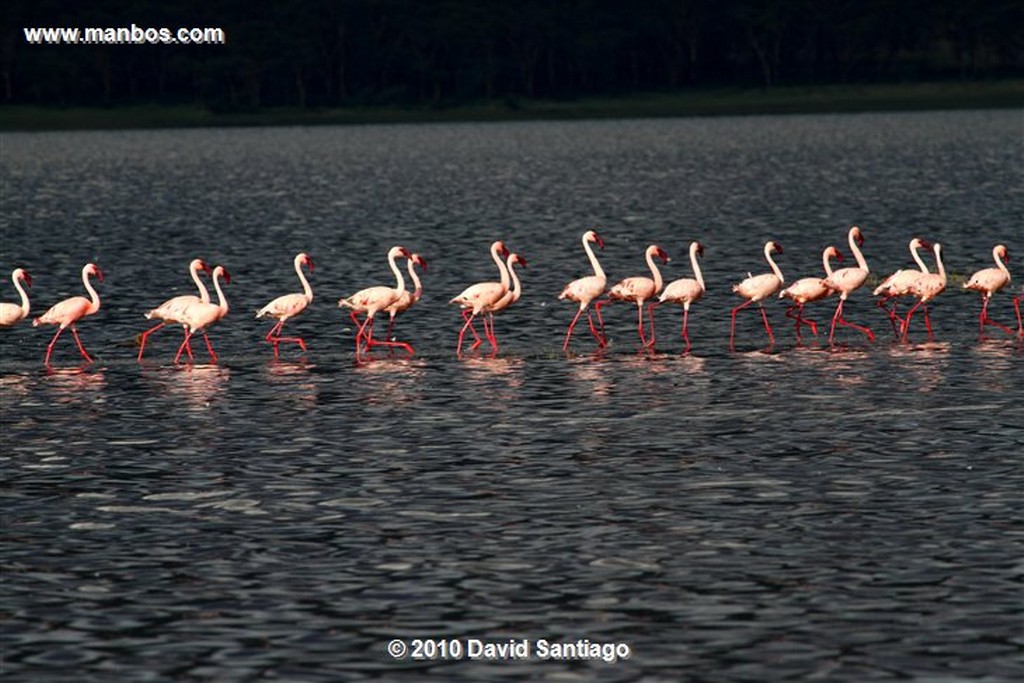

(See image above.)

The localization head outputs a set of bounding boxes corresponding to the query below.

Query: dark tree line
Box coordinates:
[4,0,1022,108]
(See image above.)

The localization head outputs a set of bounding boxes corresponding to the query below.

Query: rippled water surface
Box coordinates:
[2,111,1022,681]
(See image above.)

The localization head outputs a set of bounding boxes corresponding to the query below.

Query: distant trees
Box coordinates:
[4,0,1022,108]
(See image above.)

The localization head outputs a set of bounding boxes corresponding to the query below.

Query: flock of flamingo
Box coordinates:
[1,227,1021,366]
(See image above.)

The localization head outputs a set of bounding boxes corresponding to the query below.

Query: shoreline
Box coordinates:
[2,80,1021,132]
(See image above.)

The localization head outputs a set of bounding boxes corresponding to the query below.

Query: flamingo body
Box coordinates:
[137,258,212,361]
[964,245,1012,337]
[779,245,842,340]
[730,240,784,347]
[33,263,103,365]
[339,246,412,357]
[901,242,947,341]
[560,229,608,351]
[658,241,706,352]
[822,226,874,343]
[450,240,510,354]
[600,244,669,349]
[257,252,315,356]
[175,266,231,363]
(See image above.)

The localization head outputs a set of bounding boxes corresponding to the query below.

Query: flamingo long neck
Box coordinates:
[390,251,406,296]
[934,244,946,282]
[191,262,211,303]
[584,235,605,281]
[690,243,705,292]
[993,246,1010,280]
[849,229,869,272]
[765,244,784,284]
[822,248,836,278]
[295,256,313,302]
[13,272,30,316]
[213,271,229,315]
[82,267,101,314]
[492,245,510,290]
[910,241,930,274]
[407,260,423,302]
[508,257,522,302]
[645,248,664,292]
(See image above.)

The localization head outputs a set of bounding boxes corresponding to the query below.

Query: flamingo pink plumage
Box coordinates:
[873,237,931,335]
[901,242,946,341]
[598,244,669,349]
[384,253,427,341]
[559,229,608,351]
[730,241,784,348]
[137,258,212,361]
[449,240,510,355]
[33,263,103,365]
[257,252,315,357]
[822,226,874,344]
[778,245,842,342]
[963,244,1013,338]
[473,252,527,351]
[657,241,706,353]
[339,246,413,358]
[175,266,231,363]
[0,268,32,327]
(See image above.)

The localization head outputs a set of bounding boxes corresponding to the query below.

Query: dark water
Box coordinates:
[2,111,1022,681]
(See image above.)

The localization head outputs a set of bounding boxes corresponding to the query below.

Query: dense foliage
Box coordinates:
[5,0,1022,108]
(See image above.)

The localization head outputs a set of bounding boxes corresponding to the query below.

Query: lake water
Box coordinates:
[2,110,1022,682]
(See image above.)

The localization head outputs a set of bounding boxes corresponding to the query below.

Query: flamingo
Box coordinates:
[778,245,843,342]
[339,246,413,357]
[873,237,932,335]
[175,265,231,363]
[901,242,946,341]
[384,253,428,341]
[473,252,527,351]
[657,241,706,353]
[823,226,874,344]
[597,244,670,349]
[137,258,212,361]
[963,244,1013,338]
[730,241,784,348]
[33,263,103,365]
[256,252,315,357]
[0,268,32,327]
[449,240,511,355]
[559,229,608,351]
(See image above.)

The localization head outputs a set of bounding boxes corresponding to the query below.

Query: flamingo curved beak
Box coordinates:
[414,255,428,270]
[95,267,105,282]
[221,269,232,284]
[24,272,33,287]
[595,234,605,249]
[306,256,316,272]
[696,243,705,257]
[518,256,529,268]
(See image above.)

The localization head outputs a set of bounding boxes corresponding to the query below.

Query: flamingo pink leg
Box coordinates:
[457,312,481,355]
[44,328,66,365]
[175,331,194,363]
[563,309,586,350]
[69,326,93,362]
[978,296,1013,337]
[758,304,775,345]
[1014,296,1023,337]
[901,301,933,341]
[644,303,658,349]
[680,308,692,353]
[784,304,818,342]
[876,298,902,336]
[829,300,875,344]
[729,299,753,348]
[590,305,607,346]
[137,321,166,361]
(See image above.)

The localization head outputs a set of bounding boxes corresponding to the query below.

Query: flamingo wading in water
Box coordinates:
[901,242,947,341]
[33,263,103,365]
[474,252,527,351]
[657,241,706,353]
[0,268,32,327]
[175,265,231,363]
[384,253,427,342]
[339,246,413,358]
[730,241,784,348]
[137,258,212,361]
[559,229,608,351]
[597,244,669,349]
[963,244,1013,338]
[823,226,874,344]
[257,252,315,357]
[779,245,842,343]
[873,237,931,336]
[449,240,510,355]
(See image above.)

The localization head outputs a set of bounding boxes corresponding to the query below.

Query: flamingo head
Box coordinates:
[851,226,865,246]
[493,241,510,259]
[13,268,31,286]
[412,254,428,271]
[299,252,315,272]
[85,263,104,282]
[826,246,844,262]
[910,237,931,251]
[214,266,231,284]
[649,245,670,264]
[190,258,212,275]
[512,254,528,269]
[693,242,705,258]
[768,241,783,255]
[389,246,411,260]
[586,230,604,249]
[996,244,1009,262]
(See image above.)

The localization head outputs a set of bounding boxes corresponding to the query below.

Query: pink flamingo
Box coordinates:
[473,252,527,351]
[657,241,706,353]
[559,229,608,351]
[901,242,946,341]
[0,268,32,327]
[256,252,315,357]
[175,266,231,363]
[823,226,874,344]
[450,241,511,355]
[33,262,104,365]
[597,244,670,349]
[338,246,413,357]
[137,258,212,361]
[873,237,931,335]
[963,244,1013,338]
[384,253,428,341]
[730,241,784,348]
[778,245,842,342]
